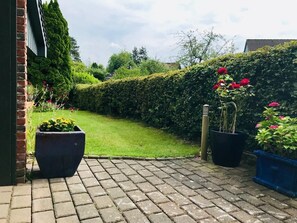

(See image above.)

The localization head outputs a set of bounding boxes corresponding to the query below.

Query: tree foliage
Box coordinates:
[28,0,72,97]
[107,51,135,73]
[176,28,236,67]
[132,46,148,65]
[70,36,81,62]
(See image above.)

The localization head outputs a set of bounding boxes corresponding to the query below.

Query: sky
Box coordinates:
[50,0,297,66]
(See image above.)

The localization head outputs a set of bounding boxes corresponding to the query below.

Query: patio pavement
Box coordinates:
[1,157,297,223]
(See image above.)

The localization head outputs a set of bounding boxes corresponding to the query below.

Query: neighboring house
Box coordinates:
[0,0,47,185]
[244,39,296,52]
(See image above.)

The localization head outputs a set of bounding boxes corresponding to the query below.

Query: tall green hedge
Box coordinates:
[73,42,297,150]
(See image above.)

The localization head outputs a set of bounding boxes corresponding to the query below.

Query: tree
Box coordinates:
[88,63,107,81]
[139,59,169,75]
[132,46,148,65]
[176,28,236,67]
[70,36,81,62]
[107,51,135,73]
[28,0,72,97]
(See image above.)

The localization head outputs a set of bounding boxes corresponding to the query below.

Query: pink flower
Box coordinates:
[268,102,280,107]
[217,67,228,75]
[240,78,250,86]
[279,116,285,120]
[255,123,262,128]
[269,125,279,129]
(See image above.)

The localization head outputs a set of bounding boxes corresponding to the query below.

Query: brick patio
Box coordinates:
[1,157,297,223]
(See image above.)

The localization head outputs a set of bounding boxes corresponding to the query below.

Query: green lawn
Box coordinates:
[28,110,199,158]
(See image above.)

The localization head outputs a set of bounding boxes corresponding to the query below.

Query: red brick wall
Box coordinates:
[16,0,27,183]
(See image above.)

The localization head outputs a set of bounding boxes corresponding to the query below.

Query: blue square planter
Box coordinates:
[253,150,297,198]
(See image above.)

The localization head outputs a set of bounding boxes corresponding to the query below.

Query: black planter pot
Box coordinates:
[210,130,246,167]
[35,126,85,178]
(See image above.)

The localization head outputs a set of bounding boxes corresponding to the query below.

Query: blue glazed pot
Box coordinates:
[35,126,85,178]
[253,150,297,198]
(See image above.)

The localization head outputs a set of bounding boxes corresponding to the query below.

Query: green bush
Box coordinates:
[72,71,100,84]
[73,41,297,151]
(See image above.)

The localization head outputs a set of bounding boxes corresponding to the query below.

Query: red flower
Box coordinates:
[269,125,279,129]
[240,78,250,86]
[217,67,228,75]
[47,100,52,103]
[268,102,280,107]
[213,83,220,90]
[230,82,241,89]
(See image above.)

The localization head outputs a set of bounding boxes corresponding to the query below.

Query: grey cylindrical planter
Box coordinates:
[35,126,85,178]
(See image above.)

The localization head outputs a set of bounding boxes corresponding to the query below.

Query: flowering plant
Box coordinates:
[255,102,297,158]
[213,67,253,133]
[39,117,75,132]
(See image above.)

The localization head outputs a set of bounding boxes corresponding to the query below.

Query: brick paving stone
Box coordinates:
[76,204,100,220]
[0,186,13,192]
[199,218,220,223]
[138,160,151,166]
[156,184,176,195]
[137,169,154,177]
[182,180,202,189]
[190,195,214,208]
[234,200,264,215]
[148,213,172,223]
[10,208,31,223]
[50,182,68,192]
[201,182,222,192]
[54,202,76,218]
[107,187,126,199]
[197,188,220,200]
[87,186,106,197]
[150,161,166,168]
[137,200,161,215]
[32,179,49,189]
[261,196,289,209]
[221,184,244,195]
[181,204,210,220]
[100,161,116,169]
[33,197,53,212]
[66,175,82,185]
[238,193,265,206]
[147,191,170,204]
[161,167,177,174]
[116,163,131,169]
[188,174,207,183]
[153,171,170,179]
[205,207,237,223]
[164,178,183,187]
[0,192,11,204]
[137,182,157,193]
[215,190,240,203]
[130,164,145,171]
[11,195,31,209]
[78,164,90,171]
[93,195,114,209]
[85,159,99,166]
[173,215,197,223]
[159,202,185,217]
[168,193,191,206]
[68,183,87,194]
[32,187,51,200]
[13,184,31,196]
[100,179,118,189]
[32,211,55,223]
[119,181,138,192]
[111,173,129,182]
[90,165,105,173]
[72,193,92,206]
[176,168,193,176]
[259,204,290,220]
[175,185,197,197]
[105,167,121,175]
[94,172,111,181]
[171,173,187,182]
[49,178,65,184]
[128,174,146,183]
[79,170,94,179]
[121,168,137,176]
[57,215,80,223]
[211,198,239,212]
[146,176,164,185]
[257,214,283,223]
[52,191,72,203]
[127,190,148,202]
[0,204,9,219]
[123,209,150,223]
[81,217,103,223]
[284,208,297,217]
[231,211,262,223]
[100,207,123,223]
[82,177,100,187]
[115,196,136,211]
[145,165,159,172]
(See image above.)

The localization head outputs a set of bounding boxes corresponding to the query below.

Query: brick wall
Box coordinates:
[16,0,27,183]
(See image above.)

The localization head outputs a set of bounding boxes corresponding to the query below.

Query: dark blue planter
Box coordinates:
[253,150,297,198]
[35,126,85,178]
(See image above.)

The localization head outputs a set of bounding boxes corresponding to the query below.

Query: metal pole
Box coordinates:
[200,104,209,161]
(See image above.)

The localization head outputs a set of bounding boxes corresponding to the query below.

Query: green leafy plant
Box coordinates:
[39,117,75,132]
[213,67,253,133]
[255,102,297,158]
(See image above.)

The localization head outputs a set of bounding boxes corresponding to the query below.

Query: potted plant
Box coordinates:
[254,102,297,197]
[35,117,85,178]
[210,67,253,167]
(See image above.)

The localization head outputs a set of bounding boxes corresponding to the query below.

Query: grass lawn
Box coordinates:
[28,110,199,158]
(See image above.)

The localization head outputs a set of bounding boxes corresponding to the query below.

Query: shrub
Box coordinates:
[72,71,100,84]
[73,41,297,151]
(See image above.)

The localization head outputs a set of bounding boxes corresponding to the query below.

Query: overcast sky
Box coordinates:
[52,0,297,66]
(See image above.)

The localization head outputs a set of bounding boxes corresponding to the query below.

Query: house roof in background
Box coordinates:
[244,39,296,52]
